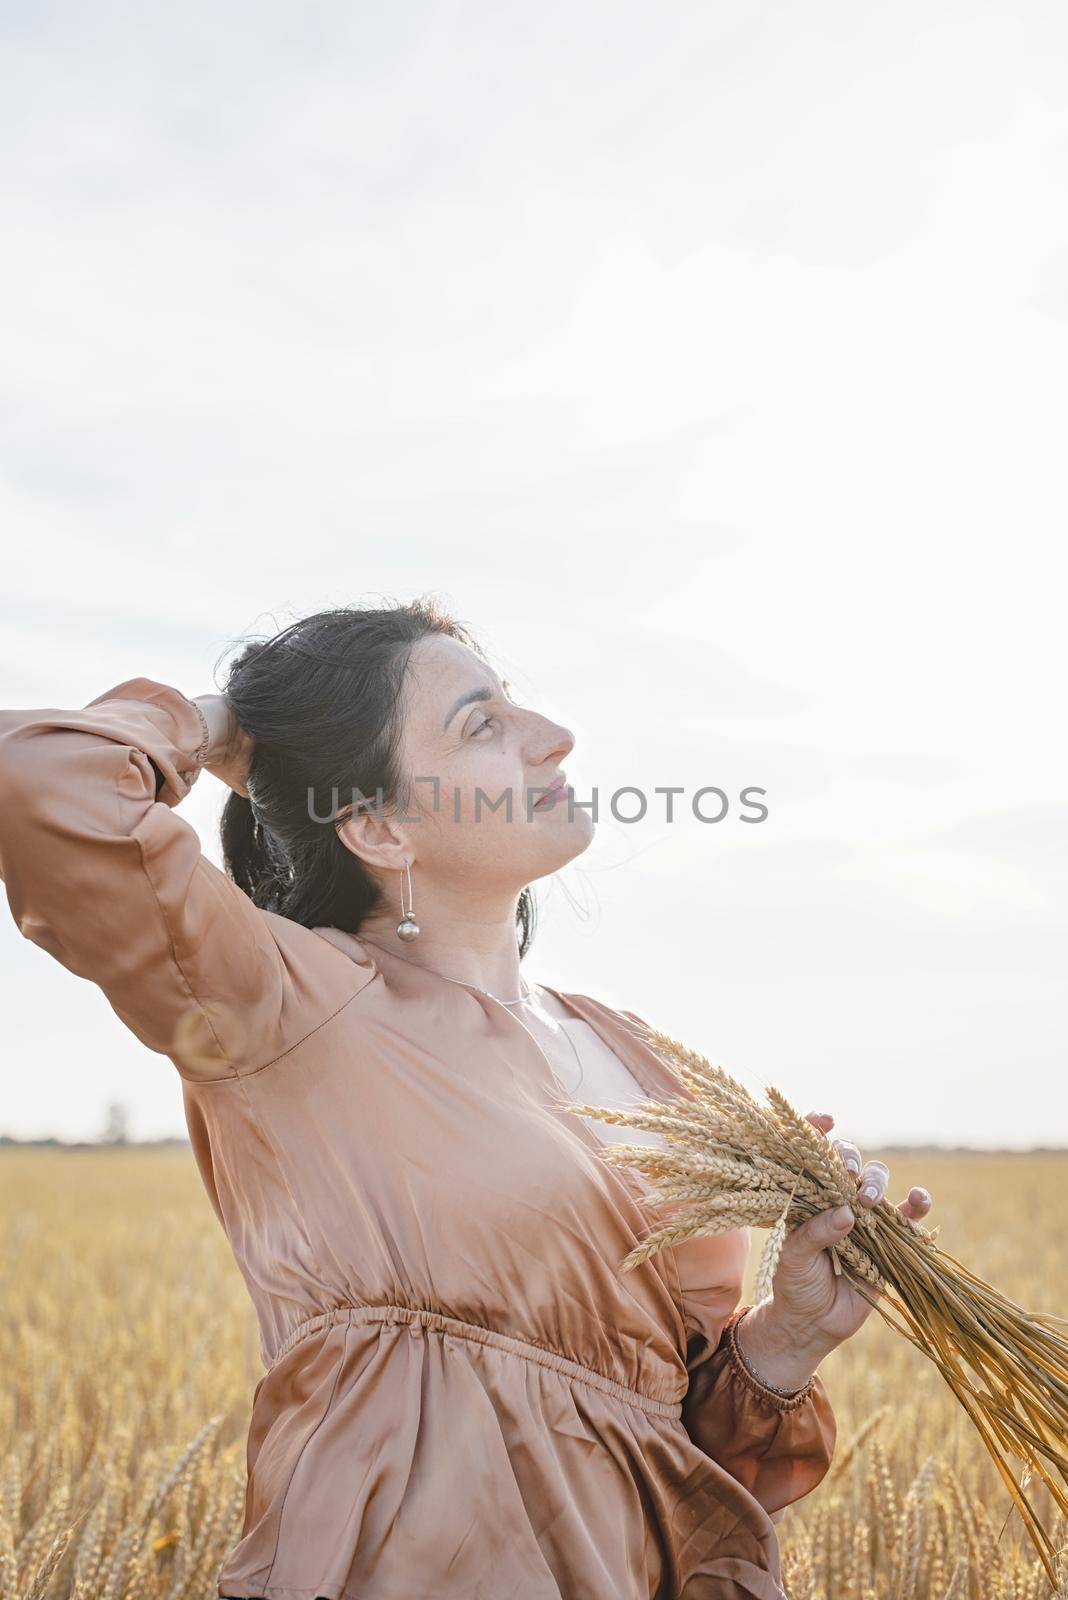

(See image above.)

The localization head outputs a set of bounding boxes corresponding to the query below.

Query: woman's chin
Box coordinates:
[531,815,596,875]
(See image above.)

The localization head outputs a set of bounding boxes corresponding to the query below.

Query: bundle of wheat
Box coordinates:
[565,1021,1068,1587]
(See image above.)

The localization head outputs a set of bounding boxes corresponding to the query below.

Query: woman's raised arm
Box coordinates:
[0,676,368,1082]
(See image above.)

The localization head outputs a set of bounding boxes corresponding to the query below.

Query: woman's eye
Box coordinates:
[470,716,497,737]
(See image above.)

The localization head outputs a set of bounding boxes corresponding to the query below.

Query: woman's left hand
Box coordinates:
[734,1112,933,1392]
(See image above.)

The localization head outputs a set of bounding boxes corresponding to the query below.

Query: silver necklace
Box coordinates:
[436,971,536,1006]
[358,938,585,1094]
[357,936,531,1003]
[429,969,586,1096]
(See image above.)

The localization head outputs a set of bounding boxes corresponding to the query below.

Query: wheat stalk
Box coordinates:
[564,1019,1068,1588]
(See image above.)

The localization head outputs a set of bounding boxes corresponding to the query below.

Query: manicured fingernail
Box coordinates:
[844,1157,861,1174]
[859,1184,880,1203]
[913,1188,930,1205]
[832,1205,854,1227]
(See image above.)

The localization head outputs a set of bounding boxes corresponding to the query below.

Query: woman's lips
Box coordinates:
[534,780,570,808]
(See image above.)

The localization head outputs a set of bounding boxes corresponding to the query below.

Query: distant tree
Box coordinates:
[100,1100,130,1146]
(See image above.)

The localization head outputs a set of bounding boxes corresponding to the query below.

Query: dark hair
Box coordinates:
[216,596,537,959]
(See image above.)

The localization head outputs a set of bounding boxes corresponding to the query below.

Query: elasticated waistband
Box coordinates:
[268,1302,684,1418]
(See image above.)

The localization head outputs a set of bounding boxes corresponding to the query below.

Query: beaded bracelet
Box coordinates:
[724,1306,817,1413]
[181,692,213,767]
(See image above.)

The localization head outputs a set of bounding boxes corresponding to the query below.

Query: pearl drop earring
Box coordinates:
[396,859,420,942]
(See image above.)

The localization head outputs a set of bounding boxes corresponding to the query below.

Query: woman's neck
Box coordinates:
[357,901,526,999]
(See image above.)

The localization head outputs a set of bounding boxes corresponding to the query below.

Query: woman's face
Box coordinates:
[383,633,595,892]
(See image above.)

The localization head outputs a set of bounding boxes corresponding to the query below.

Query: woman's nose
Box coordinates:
[527,716,574,763]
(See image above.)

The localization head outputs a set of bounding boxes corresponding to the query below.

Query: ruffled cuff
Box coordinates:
[681,1307,837,1515]
[81,677,213,806]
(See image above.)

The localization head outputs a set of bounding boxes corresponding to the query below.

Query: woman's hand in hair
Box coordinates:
[191,694,256,798]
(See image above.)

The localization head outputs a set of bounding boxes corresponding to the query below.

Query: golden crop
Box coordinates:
[0,1149,1063,1598]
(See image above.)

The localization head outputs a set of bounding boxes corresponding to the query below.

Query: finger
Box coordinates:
[856,1160,890,1208]
[897,1186,932,1221]
[832,1139,863,1177]
[805,1110,835,1136]
[781,1204,855,1260]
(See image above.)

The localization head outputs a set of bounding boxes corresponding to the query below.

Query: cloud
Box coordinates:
[1,2,1066,1141]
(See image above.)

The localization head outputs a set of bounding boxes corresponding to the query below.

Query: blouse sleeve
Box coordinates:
[614,1002,837,1512]
[0,676,371,1082]
[678,1263,837,1515]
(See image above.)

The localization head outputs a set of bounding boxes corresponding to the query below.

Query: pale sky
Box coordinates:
[2,3,1066,1146]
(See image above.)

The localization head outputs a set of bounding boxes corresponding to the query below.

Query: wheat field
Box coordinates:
[0,1148,1063,1598]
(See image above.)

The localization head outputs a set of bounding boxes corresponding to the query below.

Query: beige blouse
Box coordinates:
[0,677,836,1600]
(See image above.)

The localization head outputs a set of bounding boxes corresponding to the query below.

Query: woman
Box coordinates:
[0,599,931,1600]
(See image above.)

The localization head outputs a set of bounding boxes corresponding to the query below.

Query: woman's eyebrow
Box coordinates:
[442,677,512,730]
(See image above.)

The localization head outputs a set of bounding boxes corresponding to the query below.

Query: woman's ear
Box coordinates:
[335,808,410,876]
